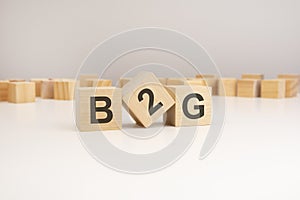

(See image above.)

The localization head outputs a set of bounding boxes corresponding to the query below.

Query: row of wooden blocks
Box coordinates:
[76,72,212,131]
[0,79,76,103]
[118,73,299,98]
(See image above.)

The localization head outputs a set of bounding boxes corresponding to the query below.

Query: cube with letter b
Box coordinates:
[122,72,175,128]
[76,87,122,131]
[165,85,212,126]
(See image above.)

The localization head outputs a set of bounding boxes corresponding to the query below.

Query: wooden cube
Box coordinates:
[186,78,207,86]
[261,79,285,98]
[53,79,76,100]
[218,78,237,96]
[283,79,298,98]
[30,78,48,97]
[76,87,122,131]
[166,78,187,85]
[0,80,9,101]
[278,74,300,93]
[8,82,35,103]
[9,79,26,82]
[195,74,216,79]
[122,72,175,128]
[237,79,260,97]
[192,77,218,95]
[118,78,131,88]
[241,74,264,80]
[165,85,212,126]
[41,80,54,99]
[79,74,98,87]
[84,79,112,87]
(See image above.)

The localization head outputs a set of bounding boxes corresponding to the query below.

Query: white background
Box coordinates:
[0,96,300,199]
[0,0,300,80]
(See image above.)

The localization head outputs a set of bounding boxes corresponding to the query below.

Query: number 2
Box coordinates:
[138,88,163,116]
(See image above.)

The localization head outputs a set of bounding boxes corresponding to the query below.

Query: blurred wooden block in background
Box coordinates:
[166,78,187,85]
[283,79,298,98]
[76,87,122,131]
[122,72,175,128]
[241,74,264,80]
[218,78,237,96]
[0,80,9,101]
[192,77,218,95]
[41,80,54,99]
[237,79,260,98]
[9,79,26,82]
[54,79,76,100]
[261,79,285,98]
[278,74,300,93]
[118,78,131,88]
[195,74,216,79]
[79,74,98,87]
[165,85,212,126]
[30,78,48,97]
[84,79,112,87]
[8,82,35,103]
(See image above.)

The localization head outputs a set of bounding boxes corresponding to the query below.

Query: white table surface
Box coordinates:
[0,95,300,200]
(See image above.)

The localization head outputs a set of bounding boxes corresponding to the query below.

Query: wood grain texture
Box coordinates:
[8,82,35,103]
[218,78,237,96]
[122,72,175,128]
[261,79,285,98]
[30,78,49,97]
[237,79,260,98]
[53,79,76,100]
[165,85,212,126]
[76,87,122,131]
[41,80,54,99]
[0,80,9,101]
[278,74,300,93]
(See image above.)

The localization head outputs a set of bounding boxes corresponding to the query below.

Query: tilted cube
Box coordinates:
[122,72,175,128]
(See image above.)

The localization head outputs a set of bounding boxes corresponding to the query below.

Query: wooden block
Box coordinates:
[218,78,237,96]
[122,72,175,128]
[190,77,218,95]
[186,78,207,86]
[241,74,264,80]
[165,85,212,126]
[166,78,187,85]
[261,79,285,98]
[0,80,9,101]
[195,74,216,79]
[158,78,167,85]
[237,79,260,97]
[79,74,98,87]
[283,79,298,98]
[9,79,26,82]
[41,80,54,99]
[8,82,35,103]
[118,78,131,88]
[85,79,112,87]
[54,79,76,100]
[76,87,122,131]
[30,78,48,97]
[278,74,300,93]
